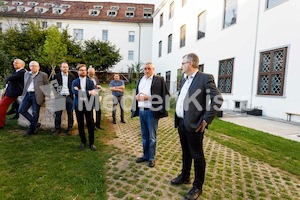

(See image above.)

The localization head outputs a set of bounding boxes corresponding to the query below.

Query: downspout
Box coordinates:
[250,0,261,108]
[138,22,141,63]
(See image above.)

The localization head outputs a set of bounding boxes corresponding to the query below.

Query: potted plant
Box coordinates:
[246,106,262,116]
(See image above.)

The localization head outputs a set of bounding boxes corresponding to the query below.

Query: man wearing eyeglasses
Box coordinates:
[131,62,170,168]
[72,64,98,151]
[171,53,223,200]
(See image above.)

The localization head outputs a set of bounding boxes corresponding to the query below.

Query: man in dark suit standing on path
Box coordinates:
[52,62,76,136]
[131,62,169,168]
[170,53,223,200]
[72,64,98,151]
[0,59,26,128]
[19,61,49,136]
[88,67,104,130]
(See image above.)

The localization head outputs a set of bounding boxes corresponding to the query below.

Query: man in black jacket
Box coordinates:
[0,59,26,128]
[52,62,76,136]
[131,62,169,168]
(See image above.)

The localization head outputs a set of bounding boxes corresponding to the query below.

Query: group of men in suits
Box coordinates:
[131,53,223,200]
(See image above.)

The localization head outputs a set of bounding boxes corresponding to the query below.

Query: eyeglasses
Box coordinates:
[79,69,86,72]
[182,62,190,66]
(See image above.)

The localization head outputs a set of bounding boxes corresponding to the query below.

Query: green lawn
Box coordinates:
[0,117,115,199]
[208,118,300,178]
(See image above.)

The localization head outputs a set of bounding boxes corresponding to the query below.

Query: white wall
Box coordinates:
[152,0,300,122]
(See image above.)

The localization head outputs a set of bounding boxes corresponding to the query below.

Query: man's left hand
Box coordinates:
[196,120,208,133]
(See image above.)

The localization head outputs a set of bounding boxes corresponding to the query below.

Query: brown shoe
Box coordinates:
[149,160,155,168]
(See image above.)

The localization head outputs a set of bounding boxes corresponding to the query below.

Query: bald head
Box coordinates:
[88,67,95,77]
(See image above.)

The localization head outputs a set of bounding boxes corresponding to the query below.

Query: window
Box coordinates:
[158,41,162,57]
[180,25,186,48]
[177,68,183,91]
[182,0,187,7]
[125,11,134,18]
[218,58,234,93]
[144,12,152,18]
[166,71,171,91]
[127,7,135,11]
[107,10,117,17]
[110,6,119,10]
[21,23,29,29]
[73,29,83,40]
[89,9,100,16]
[267,0,288,9]
[198,64,204,72]
[129,31,135,42]
[169,2,174,19]
[257,47,287,96]
[160,13,163,27]
[197,11,206,40]
[168,34,172,53]
[42,21,47,29]
[102,30,108,41]
[223,0,237,28]
[94,5,103,10]
[128,50,134,60]
[56,22,62,28]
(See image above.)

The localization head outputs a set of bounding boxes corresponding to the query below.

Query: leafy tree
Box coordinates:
[82,39,122,71]
[41,26,67,79]
[127,61,143,84]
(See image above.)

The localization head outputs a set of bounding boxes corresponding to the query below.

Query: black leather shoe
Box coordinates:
[90,144,97,151]
[121,120,126,123]
[66,130,72,135]
[171,174,191,185]
[94,126,97,130]
[149,160,155,168]
[113,120,116,124]
[24,130,33,137]
[96,126,104,130]
[136,157,149,163]
[6,109,15,115]
[79,143,86,150]
[184,187,202,200]
[33,123,41,135]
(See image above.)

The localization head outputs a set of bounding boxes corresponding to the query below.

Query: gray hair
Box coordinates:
[183,53,199,68]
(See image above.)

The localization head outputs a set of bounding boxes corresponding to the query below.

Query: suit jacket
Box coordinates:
[175,72,223,132]
[5,68,26,98]
[21,71,49,105]
[72,77,96,109]
[131,75,170,119]
[52,72,76,99]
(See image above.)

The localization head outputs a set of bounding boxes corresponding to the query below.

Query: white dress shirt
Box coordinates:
[60,72,70,95]
[138,74,153,108]
[176,70,198,118]
[27,71,38,92]
[79,77,86,91]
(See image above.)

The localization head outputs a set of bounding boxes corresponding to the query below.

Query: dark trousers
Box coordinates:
[75,108,94,145]
[18,92,41,132]
[178,118,206,190]
[55,96,74,131]
[112,95,124,121]
[92,107,101,128]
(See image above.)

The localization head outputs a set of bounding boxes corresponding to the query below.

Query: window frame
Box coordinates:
[129,31,135,42]
[266,0,289,9]
[169,1,174,19]
[73,29,83,40]
[180,24,186,48]
[158,40,162,57]
[223,0,237,29]
[257,47,287,96]
[128,50,134,60]
[102,30,108,41]
[197,11,206,40]
[167,34,172,54]
[160,13,164,27]
[218,58,234,93]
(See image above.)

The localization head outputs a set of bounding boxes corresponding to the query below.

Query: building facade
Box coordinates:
[0,0,154,72]
[152,0,300,122]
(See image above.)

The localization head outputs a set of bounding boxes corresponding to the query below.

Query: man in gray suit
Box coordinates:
[171,53,223,200]
[19,61,49,136]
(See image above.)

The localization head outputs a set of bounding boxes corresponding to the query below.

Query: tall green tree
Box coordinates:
[41,26,67,79]
[82,39,122,71]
